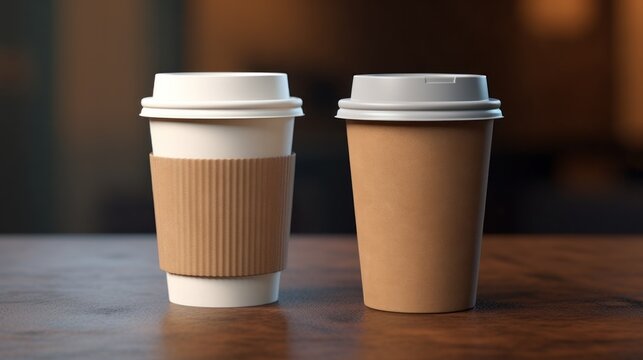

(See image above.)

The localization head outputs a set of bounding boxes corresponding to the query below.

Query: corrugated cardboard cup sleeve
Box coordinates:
[149,154,295,277]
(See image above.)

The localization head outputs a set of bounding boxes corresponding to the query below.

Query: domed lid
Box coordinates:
[337,74,502,121]
[141,72,304,119]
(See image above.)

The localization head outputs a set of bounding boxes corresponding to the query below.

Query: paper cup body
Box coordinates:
[149,117,293,159]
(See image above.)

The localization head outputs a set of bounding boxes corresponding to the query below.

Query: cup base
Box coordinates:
[166,272,280,308]
[364,302,475,314]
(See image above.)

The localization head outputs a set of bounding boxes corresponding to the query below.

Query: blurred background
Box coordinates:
[1,0,642,234]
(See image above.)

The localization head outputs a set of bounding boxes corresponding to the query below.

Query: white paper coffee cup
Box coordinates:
[141,72,303,308]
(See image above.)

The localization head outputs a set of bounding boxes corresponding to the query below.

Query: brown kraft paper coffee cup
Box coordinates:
[337,74,503,313]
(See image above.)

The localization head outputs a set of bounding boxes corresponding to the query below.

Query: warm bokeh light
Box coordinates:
[518,0,598,39]
[615,0,643,149]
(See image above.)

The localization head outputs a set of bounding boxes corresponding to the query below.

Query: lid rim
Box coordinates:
[338,98,501,111]
[141,97,303,110]
[140,107,304,120]
[336,108,502,121]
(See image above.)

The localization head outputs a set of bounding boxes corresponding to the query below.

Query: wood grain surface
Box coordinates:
[0,235,642,359]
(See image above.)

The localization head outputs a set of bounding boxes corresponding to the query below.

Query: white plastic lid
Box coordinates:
[140,72,304,119]
[336,74,502,121]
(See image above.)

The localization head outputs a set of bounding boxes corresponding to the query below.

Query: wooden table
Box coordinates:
[0,235,642,359]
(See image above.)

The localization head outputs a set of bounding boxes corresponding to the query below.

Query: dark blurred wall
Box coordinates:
[0,2,54,232]
[1,0,642,233]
